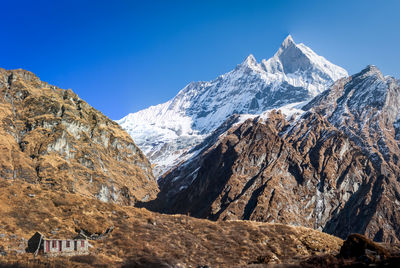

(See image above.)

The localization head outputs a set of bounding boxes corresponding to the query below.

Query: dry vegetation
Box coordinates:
[0,68,158,205]
[0,179,343,267]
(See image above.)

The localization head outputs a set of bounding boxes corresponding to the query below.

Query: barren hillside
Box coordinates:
[0,179,344,267]
[0,68,158,204]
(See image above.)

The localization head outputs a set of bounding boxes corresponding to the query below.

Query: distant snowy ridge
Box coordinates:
[236,101,307,126]
[118,35,348,177]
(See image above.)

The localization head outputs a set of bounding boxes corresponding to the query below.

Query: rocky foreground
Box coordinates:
[1,180,400,267]
[0,179,345,267]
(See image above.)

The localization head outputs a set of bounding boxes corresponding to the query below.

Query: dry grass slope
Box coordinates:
[0,179,343,267]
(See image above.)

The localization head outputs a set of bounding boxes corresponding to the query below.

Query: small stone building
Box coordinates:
[27,232,89,256]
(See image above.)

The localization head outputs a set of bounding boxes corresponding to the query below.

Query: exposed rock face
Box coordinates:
[305,65,400,174]
[0,68,158,204]
[153,66,400,243]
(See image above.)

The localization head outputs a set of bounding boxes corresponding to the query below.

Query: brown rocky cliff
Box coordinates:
[155,109,400,243]
[305,66,400,176]
[152,66,400,243]
[0,68,158,204]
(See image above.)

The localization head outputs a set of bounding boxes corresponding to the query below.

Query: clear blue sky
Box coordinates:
[1,0,399,119]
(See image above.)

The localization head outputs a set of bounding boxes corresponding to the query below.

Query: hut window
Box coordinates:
[66,241,70,247]
[52,240,57,248]
[81,240,85,247]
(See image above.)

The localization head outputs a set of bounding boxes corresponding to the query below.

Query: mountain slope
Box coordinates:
[304,65,400,172]
[0,68,158,204]
[0,179,344,267]
[118,35,348,176]
[150,66,400,243]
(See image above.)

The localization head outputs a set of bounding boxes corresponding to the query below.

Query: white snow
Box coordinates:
[117,36,348,177]
[235,101,307,125]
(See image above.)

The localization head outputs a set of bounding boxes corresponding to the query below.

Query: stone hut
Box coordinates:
[27,232,89,256]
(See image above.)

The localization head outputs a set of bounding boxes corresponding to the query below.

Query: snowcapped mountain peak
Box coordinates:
[235,54,263,74]
[118,36,349,177]
[279,34,295,50]
[265,36,348,83]
[242,54,257,66]
[274,34,302,61]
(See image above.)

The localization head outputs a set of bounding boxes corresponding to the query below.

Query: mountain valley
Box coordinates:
[1,35,400,267]
[0,66,348,267]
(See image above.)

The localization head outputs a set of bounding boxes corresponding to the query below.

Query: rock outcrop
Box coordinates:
[152,66,400,243]
[0,68,158,204]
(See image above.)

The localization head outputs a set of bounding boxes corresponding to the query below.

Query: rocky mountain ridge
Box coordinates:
[118,35,348,176]
[0,68,158,204]
[305,65,400,172]
[150,66,400,243]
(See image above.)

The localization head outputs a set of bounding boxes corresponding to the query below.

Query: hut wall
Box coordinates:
[43,239,88,256]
